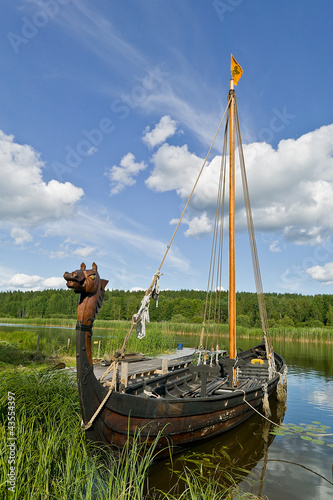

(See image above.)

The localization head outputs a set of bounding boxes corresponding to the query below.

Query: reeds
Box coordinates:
[0,366,261,499]
[0,329,77,368]
[0,368,163,499]
[269,326,333,342]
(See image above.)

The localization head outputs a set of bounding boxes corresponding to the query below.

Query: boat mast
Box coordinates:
[229,78,236,360]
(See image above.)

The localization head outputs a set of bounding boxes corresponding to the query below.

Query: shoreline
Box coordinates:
[0,318,332,343]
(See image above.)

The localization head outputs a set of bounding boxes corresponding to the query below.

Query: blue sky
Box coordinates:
[1,0,333,295]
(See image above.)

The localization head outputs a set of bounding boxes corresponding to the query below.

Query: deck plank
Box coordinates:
[93,348,196,381]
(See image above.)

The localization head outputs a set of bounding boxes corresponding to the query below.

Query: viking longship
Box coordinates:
[64,56,287,454]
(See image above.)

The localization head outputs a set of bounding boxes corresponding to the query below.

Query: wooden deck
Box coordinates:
[93,347,196,382]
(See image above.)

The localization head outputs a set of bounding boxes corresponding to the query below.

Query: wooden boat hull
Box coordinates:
[77,326,285,454]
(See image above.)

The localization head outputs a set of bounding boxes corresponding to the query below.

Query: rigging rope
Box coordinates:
[118,90,274,367]
[234,95,274,364]
[200,113,229,353]
[120,97,232,354]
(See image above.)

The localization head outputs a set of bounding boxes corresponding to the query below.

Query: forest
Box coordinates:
[1,288,333,328]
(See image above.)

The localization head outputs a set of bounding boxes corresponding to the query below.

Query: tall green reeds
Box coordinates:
[0,329,77,367]
[102,322,172,357]
[0,368,162,499]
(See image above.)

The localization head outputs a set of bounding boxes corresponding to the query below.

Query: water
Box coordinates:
[1,324,333,498]
[149,336,333,499]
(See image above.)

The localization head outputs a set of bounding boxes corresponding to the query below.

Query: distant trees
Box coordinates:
[0,288,333,327]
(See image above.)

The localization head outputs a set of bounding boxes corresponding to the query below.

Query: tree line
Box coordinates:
[1,288,333,328]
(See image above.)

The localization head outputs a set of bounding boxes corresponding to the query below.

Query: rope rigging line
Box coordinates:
[197,94,274,366]
[120,97,232,354]
[234,95,274,361]
[200,113,229,355]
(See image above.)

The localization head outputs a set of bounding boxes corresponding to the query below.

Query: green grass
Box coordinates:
[0,317,77,328]
[0,368,164,499]
[0,329,77,370]
[1,317,333,344]
[157,448,259,500]
[0,368,259,500]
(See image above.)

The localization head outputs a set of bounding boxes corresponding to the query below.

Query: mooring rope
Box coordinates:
[81,384,114,431]
[238,388,333,437]
[82,359,119,430]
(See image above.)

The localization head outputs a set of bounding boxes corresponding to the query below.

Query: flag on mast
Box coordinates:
[231,54,243,85]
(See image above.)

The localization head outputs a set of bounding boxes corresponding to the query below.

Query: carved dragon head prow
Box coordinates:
[63,262,108,327]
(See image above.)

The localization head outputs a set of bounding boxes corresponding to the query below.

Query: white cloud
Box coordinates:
[183,213,213,238]
[0,130,84,226]
[269,240,281,253]
[42,277,66,289]
[87,146,98,156]
[73,246,96,258]
[142,115,177,148]
[145,143,203,198]
[106,153,147,195]
[305,262,333,285]
[145,124,333,245]
[45,208,191,275]
[11,227,32,245]
[3,273,65,291]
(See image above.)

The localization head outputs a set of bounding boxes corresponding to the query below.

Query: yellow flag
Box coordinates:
[231,54,243,85]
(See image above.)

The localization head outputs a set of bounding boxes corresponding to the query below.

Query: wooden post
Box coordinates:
[97,340,101,359]
[36,331,41,353]
[162,358,168,375]
[121,361,129,388]
[67,338,70,353]
[229,79,236,360]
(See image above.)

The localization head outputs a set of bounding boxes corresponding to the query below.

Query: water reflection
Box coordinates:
[148,398,287,497]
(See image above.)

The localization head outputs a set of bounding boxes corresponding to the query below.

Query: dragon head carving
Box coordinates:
[64,262,108,326]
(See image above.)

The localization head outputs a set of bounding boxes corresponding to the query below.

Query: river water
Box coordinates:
[2,325,333,499]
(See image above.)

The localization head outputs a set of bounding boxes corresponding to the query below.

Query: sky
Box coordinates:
[1,0,333,296]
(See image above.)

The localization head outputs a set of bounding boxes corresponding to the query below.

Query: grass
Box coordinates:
[157,448,260,500]
[0,367,259,500]
[1,317,333,344]
[0,329,77,370]
[0,368,163,499]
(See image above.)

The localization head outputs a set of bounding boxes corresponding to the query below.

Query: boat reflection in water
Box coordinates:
[148,397,287,497]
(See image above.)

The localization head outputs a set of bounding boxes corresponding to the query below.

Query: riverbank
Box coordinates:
[1,317,332,343]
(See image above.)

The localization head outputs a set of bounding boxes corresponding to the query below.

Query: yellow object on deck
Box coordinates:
[251,358,264,365]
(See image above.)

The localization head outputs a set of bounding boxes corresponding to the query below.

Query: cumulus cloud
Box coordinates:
[73,246,96,258]
[10,227,32,245]
[305,262,333,285]
[0,130,84,226]
[145,143,204,198]
[3,273,65,291]
[145,124,333,245]
[106,152,147,195]
[171,212,213,236]
[142,115,178,148]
